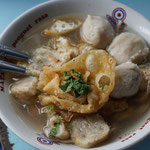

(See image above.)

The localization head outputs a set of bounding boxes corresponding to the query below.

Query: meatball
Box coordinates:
[80,15,115,49]
[43,114,70,140]
[111,62,142,99]
[70,114,110,148]
[10,77,38,105]
[100,99,128,115]
[107,32,149,65]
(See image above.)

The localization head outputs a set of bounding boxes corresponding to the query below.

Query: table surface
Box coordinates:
[0,0,150,150]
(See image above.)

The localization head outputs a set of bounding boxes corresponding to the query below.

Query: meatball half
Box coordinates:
[80,15,115,49]
[70,114,110,148]
[111,61,142,99]
[11,77,38,105]
[107,32,149,65]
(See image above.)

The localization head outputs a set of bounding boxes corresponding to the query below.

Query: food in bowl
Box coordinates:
[7,14,150,148]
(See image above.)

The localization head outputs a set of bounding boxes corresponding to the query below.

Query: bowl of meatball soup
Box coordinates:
[1,0,150,150]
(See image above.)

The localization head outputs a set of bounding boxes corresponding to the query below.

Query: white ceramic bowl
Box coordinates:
[1,0,150,150]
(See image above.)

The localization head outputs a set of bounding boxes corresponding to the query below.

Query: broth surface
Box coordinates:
[6,14,150,146]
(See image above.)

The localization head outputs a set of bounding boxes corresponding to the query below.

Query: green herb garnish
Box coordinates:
[102,85,105,90]
[35,90,41,96]
[58,115,63,120]
[100,84,107,91]
[72,69,82,78]
[47,105,54,111]
[49,120,60,137]
[59,70,92,97]
[64,72,67,77]
[66,123,72,130]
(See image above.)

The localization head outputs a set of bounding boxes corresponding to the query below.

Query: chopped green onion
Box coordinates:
[35,90,41,96]
[47,105,54,111]
[64,72,67,77]
[64,74,72,81]
[59,82,70,91]
[100,84,107,91]
[49,120,60,137]
[49,128,57,137]
[59,70,92,97]
[58,116,63,120]
[65,81,74,93]
[55,120,60,124]
[66,123,72,130]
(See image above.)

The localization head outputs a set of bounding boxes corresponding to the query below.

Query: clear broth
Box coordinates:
[6,14,150,143]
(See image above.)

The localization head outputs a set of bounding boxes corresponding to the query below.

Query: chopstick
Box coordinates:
[0,45,29,61]
[0,45,29,75]
[0,60,26,74]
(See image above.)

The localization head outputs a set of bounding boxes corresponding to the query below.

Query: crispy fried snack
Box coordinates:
[38,50,116,113]
[43,17,82,35]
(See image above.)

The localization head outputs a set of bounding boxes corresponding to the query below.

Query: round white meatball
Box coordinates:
[111,61,141,99]
[80,15,115,49]
[107,32,149,65]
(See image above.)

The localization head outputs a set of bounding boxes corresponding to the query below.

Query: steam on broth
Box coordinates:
[6,14,150,148]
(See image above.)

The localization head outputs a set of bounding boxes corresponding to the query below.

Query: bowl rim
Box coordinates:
[0,0,150,149]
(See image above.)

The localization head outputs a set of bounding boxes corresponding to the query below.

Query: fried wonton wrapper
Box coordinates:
[78,43,95,54]
[38,50,116,113]
[48,36,79,58]
[44,17,82,35]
